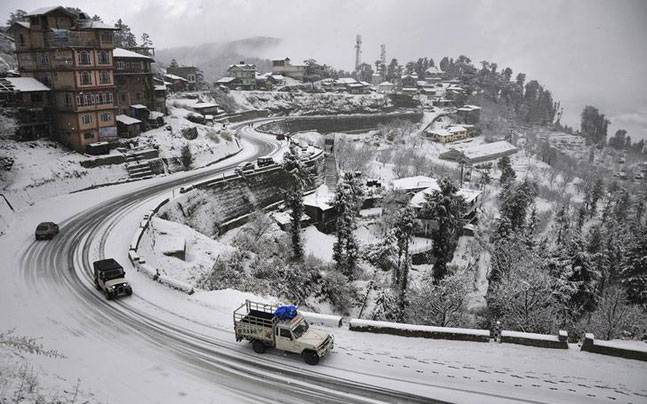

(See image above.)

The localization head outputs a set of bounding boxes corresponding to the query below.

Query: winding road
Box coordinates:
[2,120,646,404]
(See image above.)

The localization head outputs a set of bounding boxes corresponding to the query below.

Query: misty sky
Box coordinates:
[4,0,647,140]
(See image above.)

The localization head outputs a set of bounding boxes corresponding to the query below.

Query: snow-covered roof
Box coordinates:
[392,176,438,192]
[336,77,358,85]
[450,141,518,160]
[193,102,219,109]
[12,21,30,29]
[215,76,235,83]
[113,47,154,60]
[154,85,166,91]
[348,83,365,88]
[149,111,164,119]
[164,73,188,81]
[78,20,117,30]
[228,63,255,70]
[457,105,481,113]
[378,81,393,86]
[425,66,443,75]
[26,6,75,16]
[448,126,466,133]
[116,114,141,125]
[303,185,335,210]
[409,184,481,209]
[3,77,50,92]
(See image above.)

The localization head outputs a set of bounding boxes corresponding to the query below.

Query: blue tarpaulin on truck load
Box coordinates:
[274,305,297,320]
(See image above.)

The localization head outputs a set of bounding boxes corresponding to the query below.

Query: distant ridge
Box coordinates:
[156,36,282,83]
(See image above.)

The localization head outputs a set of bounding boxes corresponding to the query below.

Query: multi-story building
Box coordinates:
[166,65,198,91]
[9,6,118,152]
[0,77,51,139]
[226,62,256,90]
[113,47,157,115]
[271,58,305,81]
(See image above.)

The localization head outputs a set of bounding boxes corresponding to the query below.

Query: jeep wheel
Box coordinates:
[105,291,113,300]
[302,350,319,365]
[252,340,266,354]
[94,279,101,291]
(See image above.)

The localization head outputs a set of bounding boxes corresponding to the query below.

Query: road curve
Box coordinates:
[10,121,450,404]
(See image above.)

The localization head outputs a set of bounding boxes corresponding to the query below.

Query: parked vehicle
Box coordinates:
[34,222,59,240]
[275,134,286,141]
[93,259,132,300]
[256,156,275,168]
[235,161,255,175]
[233,300,334,365]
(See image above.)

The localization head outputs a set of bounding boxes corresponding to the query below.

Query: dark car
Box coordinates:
[35,222,59,240]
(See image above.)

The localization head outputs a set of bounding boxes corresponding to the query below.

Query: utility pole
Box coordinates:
[354,34,362,71]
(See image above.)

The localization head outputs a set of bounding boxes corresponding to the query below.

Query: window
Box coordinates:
[81,114,92,125]
[39,53,49,65]
[279,329,292,339]
[100,112,111,122]
[83,132,94,140]
[78,50,91,65]
[80,71,91,85]
[99,71,111,85]
[98,51,109,65]
[64,93,72,107]
[100,32,112,43]
[116,61,125,70]
[19,34,25,46]
[83,94,91,105]
[31,93,43,103]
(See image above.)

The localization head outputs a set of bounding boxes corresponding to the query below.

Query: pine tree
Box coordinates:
[421,178,467,281]
[499,179,537,233]
[621,226,647,305]
[497,156,516,186]
[140,32,153,48]
[392,207,415,318]
[113,19,137,48]
[333,175,362,279]
[286,190,304,260]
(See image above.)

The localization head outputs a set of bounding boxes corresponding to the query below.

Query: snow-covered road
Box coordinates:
[1,120,646,404]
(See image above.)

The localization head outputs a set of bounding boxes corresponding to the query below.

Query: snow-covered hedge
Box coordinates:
[500,330,568,349]
[581,333,647,362]
[302,312,343,328]
[158,274,195,295]
[349,319,490,342]
[137,263,159,281]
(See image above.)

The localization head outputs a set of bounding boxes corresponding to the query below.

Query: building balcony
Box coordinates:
[45,31,113,49]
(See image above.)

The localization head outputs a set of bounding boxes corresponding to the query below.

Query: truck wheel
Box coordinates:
[302,350,319,365]
[252,340,266,354]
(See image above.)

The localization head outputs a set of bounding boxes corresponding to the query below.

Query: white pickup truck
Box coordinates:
[233,300,334,365]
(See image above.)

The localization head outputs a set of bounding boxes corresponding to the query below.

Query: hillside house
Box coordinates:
[303,187,336,233]
[424,66,444,82]
[116,114,141,137]
[166,65,198,91]
[439,140,518,164]
[271,58,305,81]
[423,125,468,143]
[400,73,418,88]
[225,61,256,90]
[377,81,394,94]
[164,73,188,92]
[456,104,481,124]
[114,47,158,115]
[9,6,119,151]
[0,77,51,139]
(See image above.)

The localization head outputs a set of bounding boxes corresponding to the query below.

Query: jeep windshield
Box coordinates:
[292,320,309,338]
[102,269,124,280]
[36,224,49,231]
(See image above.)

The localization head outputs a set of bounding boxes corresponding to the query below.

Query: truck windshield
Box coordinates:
[292,321,309,338]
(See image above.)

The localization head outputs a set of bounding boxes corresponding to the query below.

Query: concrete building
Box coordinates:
[166,65,198,91]
[439,141,518,164]
[224,62,256,90]
[456,104,481,124]
[0,76,51,139]
[423,126,468,144]
[9,6,118,151]
[271,58,305,81]
[113,47,158,115]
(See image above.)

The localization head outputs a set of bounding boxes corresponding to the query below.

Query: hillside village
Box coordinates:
[0,4,646,404]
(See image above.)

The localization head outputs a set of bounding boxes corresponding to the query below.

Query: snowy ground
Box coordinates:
[1,125,646,403]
